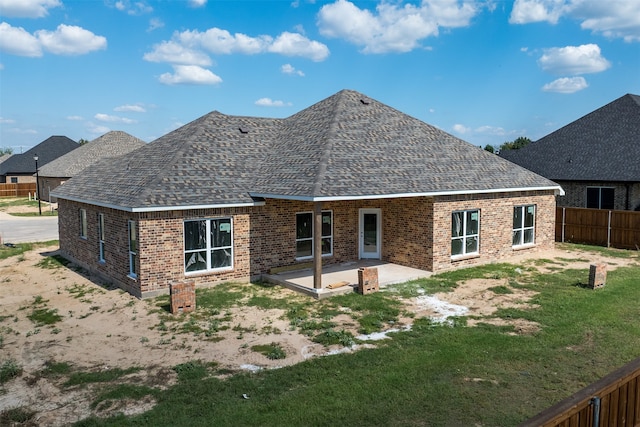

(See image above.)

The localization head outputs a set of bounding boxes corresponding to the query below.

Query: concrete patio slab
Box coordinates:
[262,260,432,299]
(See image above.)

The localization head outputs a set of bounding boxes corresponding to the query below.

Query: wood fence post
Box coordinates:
[607,210,612,248]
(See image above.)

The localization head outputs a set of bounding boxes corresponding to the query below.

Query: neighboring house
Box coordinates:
[52,90,563,299]
[0,136,78,185]
[0,154,12,165]
[500,94,640,211]
[37,131,146,202]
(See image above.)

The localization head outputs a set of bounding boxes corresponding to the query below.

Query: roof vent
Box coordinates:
[360,97,371,105]
[239,126,250,134]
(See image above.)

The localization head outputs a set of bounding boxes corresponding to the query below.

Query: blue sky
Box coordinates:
[1,0,639,152]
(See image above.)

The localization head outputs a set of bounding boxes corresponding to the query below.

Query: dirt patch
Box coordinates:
[1,244,638,425]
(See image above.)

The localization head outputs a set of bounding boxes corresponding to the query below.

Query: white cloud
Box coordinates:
[36,24,107,55]
[88,124,111,135]
[144,27,329,65]
[0,23,42,57]
[510,0,640,42]
[452,124,471,134]
[509,0,567,24]
[0,0,61,18]
[268,32,329,61]
[148,18,164,32]
[66,115,84,121]
[538,44,610,75]
[158,65,222,85]
[281,63,305,76]
[143,40,212,66]
[112,0,152,15]
[255,98,292,107]
[0,117,16,124]
[317,0,478,54]
[115,104,146,113]
[542,76,588,93]
[94,113,137,124]
[189,0,207,7]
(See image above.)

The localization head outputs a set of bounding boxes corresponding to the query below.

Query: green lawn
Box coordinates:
[65,246,640,427]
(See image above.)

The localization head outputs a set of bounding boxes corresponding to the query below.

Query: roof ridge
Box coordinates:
[311,90,351,196]
[134,113,212,205]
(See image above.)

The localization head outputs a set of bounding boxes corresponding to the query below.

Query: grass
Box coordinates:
[251,343,287,360]
[0,197,57,216]
[0,359,22,384]
[0,240,59,261]
[64,367,142,388]
[69,245,640,427]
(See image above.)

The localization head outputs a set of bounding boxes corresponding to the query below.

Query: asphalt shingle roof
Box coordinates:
[0,136,78,176]
[499,94,640,182]
[53,90,560,211]
[38,131,146,178]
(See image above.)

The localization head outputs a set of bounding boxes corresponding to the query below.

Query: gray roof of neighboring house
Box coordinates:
[38,131,147,178]
[0,154,12,165]
[52,89,561,212]
[499,93,640,182]
[0,136,78,175]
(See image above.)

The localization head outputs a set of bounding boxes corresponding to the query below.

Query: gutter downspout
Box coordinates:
[313,202,322,289]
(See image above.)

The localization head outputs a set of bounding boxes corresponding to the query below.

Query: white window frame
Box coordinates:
[128,220,137,278]
[184,218,234,274]
[586,186,615,209]
[98,213,105,262]
[513,205,535,247]
[295,210,333,260]
[451,209,480,258]
[79,209,87,239]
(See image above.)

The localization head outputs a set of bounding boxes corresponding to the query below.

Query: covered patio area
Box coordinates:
[262,260,433,299]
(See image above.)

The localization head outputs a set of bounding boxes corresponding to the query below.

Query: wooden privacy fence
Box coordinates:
[520,357,640,427]
[556,207,640,250]
[0,183,37,198]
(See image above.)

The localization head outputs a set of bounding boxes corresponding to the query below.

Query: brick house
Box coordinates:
[52,90,563,298]
[500,94,640,211]
[0,135,78,184]
[37,131,146,202]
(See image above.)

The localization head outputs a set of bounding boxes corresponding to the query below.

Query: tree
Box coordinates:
[78,138,90,145]
[484,144,495,153]
[499,136,531,152]
[0,147,13,155]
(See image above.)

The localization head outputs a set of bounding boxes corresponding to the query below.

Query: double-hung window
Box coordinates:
[586,187,614,209]
[184,218,233,273]
[295,211,333,259]
[98,213,105,262]
[451,209,479,257]
[79,209,87,239]
[128,220,137,278]
[513,205,535,247]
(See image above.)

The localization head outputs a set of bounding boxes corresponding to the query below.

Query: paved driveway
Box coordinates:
[0,212,59,244]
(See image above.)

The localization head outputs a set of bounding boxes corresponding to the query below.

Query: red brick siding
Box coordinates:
[432,191,556,271]
[57,191,555,298]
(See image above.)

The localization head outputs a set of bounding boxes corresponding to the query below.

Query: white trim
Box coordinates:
[359,208,381,259]
[51,194,265,212]
[249,185,565,202]
[295,210,333,260]
[184,217,234,274]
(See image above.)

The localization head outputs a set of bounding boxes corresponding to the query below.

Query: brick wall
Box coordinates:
[58,190,555,298]
[556,181,640,211]
[40,177,66,202]
[432,191,556,272]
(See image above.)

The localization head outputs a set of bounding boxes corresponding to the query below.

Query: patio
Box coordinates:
[262,260,433,299]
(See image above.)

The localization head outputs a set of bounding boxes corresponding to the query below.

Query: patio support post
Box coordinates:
[313,201,322,289]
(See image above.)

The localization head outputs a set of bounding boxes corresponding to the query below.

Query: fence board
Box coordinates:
[520,357,640,427]
[0,183,37,197]
[556,207,640,250]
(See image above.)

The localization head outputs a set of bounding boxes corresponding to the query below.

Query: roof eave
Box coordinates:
[51,194,266,212]
[249,185,565,202]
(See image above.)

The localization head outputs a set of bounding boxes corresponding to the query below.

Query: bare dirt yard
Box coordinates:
[1,201,638,426]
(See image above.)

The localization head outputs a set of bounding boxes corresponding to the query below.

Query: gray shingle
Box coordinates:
[53,90,560,211]
[0,136,78,176]
[38,131,146,178]
[499,94,640,182]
